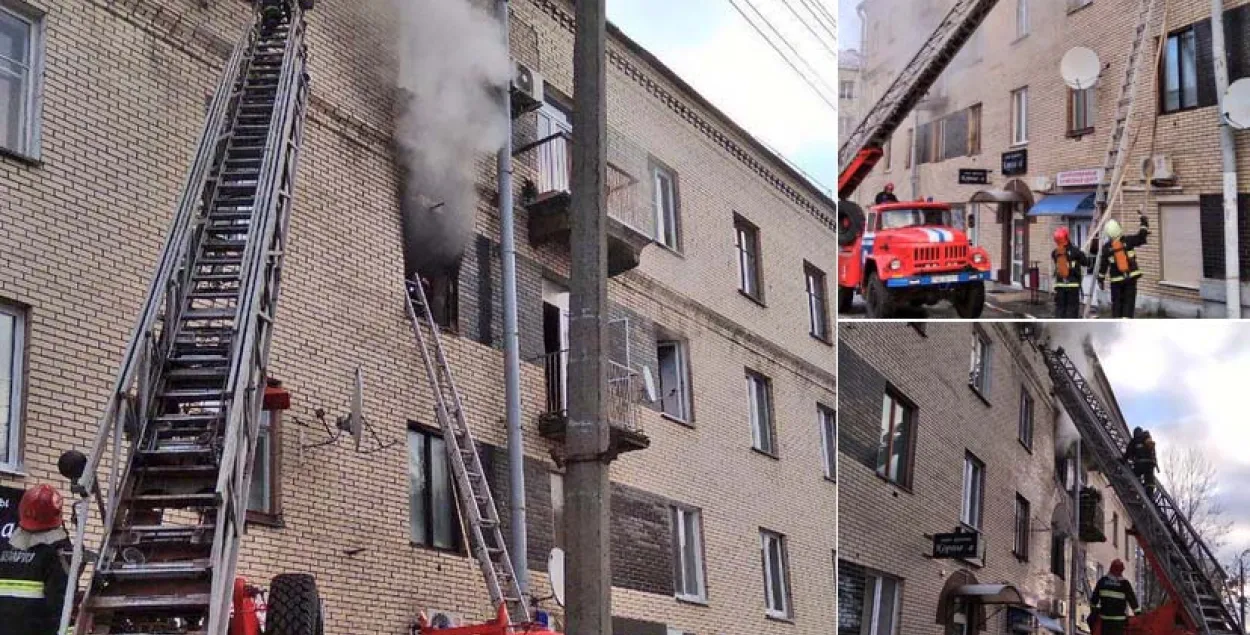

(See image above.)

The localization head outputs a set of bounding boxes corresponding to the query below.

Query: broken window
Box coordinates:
[418,265,460,331]
[672,506,706,602]
[961,452,985,530]
[877,389,916,487]
[746,370,775,455]
[409,426,460,551]
[656,340,690,422]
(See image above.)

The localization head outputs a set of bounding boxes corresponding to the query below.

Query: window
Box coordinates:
[961,453,985,530]
[969,331,991,396]
[408,426,460,550]
[0,2,41,158]
[1051,533,1067,579]
[1162,27,1199,113]
[0,301,24,472]
[1113,512,1119,548]
[653,164,680,249]
[672,506,707,601]
[1014,495,1031,560]
[734,215,764,301]
[859,570,901,635]
[656,340,691,422]
[1068,87,1095,134]
[968,104,982,155]
[1011,87,1029,145]
[805,262,830,341]
[761,530,792,618]
[1018,388,1034,450]
[247,410,282,524]
[883,136,892,170]
[877,389,916,487]
[840,79,856,100]
[1016,0,1029,38]
[1161,204,1202,288]
[819,405,836,480]
[746,370,776,455]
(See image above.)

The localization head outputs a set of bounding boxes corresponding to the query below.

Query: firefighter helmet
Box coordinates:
[884,182,895,192]
[19,484,64,532]
[1054,227,1070,245]
[1105,219,1124,240]
[1110,559,1125,576]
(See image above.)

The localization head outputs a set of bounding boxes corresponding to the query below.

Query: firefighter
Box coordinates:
[875,182,899,205]
[1089,559,1139,635]
[0,485,72,635]
[258,0,290,35]
[1051,227,1094,319]
[1096,214,1149,318]
[1123,427,1158,495]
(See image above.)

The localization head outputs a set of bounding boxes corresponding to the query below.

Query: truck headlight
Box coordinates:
[890,259,902,271]
[972,252,985,264]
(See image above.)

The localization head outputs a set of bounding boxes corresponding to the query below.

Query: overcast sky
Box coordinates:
[839,0,861,50]
[608,0,838,194]
[1080,323,1250,561]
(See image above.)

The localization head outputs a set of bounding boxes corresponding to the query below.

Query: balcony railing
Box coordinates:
[539,350,643,437]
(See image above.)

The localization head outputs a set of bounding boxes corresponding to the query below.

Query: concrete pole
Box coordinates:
[566,0,613,634]
[910,109,921,200]
[496,0,529,598]
[1211,0,1243,318]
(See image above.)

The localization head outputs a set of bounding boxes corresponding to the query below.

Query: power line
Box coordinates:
[796,0,839,45]
[779,0,838,61]
[726,0,838,110]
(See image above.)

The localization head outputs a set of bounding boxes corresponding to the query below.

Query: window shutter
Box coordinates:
[1200,194,1226,279]
[1195,20,1220,108]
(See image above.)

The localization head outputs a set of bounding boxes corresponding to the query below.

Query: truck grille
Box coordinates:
[914,245,968,270]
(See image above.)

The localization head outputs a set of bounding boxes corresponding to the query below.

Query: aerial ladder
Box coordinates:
[55,3,314,634]
[1031,335,1242,635]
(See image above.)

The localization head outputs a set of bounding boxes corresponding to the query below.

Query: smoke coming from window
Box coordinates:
[390,0,511,276]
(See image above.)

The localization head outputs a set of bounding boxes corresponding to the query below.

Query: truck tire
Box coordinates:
[864,271,893,319]
[838,200,865,247]
[838,286,855,314]
[953,282,986,319]
[266,574,323,635]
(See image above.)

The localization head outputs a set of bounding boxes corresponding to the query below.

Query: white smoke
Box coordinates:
[389,0,511,275]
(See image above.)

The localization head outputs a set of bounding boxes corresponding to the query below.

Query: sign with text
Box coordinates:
[959,169,991,185]
[1056,168,1105,188]
[933,531,981,559]
[1002,149,1029,176]
[0,486,23,547]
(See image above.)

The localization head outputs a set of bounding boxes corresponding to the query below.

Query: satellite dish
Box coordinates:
[1060,47,1101,89]
[347,367,364,451]
[641,366,658,403]
[547,548,566,607]
[1223,78,1250,130]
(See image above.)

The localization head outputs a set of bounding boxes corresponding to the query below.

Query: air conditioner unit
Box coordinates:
[424,609,463,629]
[510,60,544,117]
[1055,600,1068,617]
[1143,154,1177,186]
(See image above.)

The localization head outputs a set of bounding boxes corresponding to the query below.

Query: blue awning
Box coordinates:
[1027,192,1096,217]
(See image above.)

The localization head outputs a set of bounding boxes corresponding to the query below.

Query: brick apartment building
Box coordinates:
[0,0,838,633]
[838,322,1139,635]
[840,49,865,149]
[851,0,1250,317]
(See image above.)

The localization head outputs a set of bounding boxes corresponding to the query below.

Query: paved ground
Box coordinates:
[839,284,1132,319]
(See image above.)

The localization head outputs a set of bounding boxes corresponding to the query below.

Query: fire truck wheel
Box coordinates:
[838,200,865,247]
[864,271,892,318]
[953,282,986,319]
[266,574,323,635]
[838,286,854,313]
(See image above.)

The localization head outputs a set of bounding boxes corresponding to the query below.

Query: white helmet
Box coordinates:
[1105,219,1123,240]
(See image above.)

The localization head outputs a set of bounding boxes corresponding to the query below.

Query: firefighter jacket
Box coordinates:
[1124,435,1158,468]
[1091,575,1139,622]
[1098,221,1149,284]
[0,528,72,635]
[875,191,899,205]
[1052,244,1094,288]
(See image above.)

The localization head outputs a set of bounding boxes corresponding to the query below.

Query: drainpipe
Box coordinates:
[497,0,529,600]
[1211,0,1242,318]
[910,109,921,200]
[1069,440,1082,635]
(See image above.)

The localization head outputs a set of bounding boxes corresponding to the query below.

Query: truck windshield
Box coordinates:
[879,208,952,229]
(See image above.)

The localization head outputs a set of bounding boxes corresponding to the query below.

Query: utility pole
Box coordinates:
[1211,0,1243,318]
[566,0,613,633]
[1070,440,1082,635]
[496,0,529,598]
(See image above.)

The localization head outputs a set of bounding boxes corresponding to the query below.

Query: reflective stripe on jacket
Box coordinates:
[1098,225,1149,284]
[1091,575,1139,620]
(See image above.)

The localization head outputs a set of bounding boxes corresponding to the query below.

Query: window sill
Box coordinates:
[810,332,833,346]
[246,512,285,529]
[0,466,27,478]
[968,384,991,407]
[1010,141,1029,148]
[1067,128,1095,139]
[661,412,695,428]
[1067,2,1093,15]
[0,146,41,167]
[875,472,913,494]
[738,289,767,308]
[409,542,467,557]
[655,242,685,258]
[1160,280,1200,292]
[824,475,837,485]
[751,446,780,461]
[675,595,709,608]
[764,613,795,625]
[1011,33,1029,46]
[1019,438,1033,454]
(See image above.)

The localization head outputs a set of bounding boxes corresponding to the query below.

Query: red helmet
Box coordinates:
[885,182,895,191]
[19,484,63,532]
[1110,559,1125,576]
[1054,227,1070,245]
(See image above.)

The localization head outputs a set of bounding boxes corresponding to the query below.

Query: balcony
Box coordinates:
[514,115,654,277]
[536,350,650,455]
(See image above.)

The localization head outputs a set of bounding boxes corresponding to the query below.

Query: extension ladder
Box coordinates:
[61,6,311,634]
[1084,0,1162,317]
[404,278,531,624]
[1041,343,1241,634]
